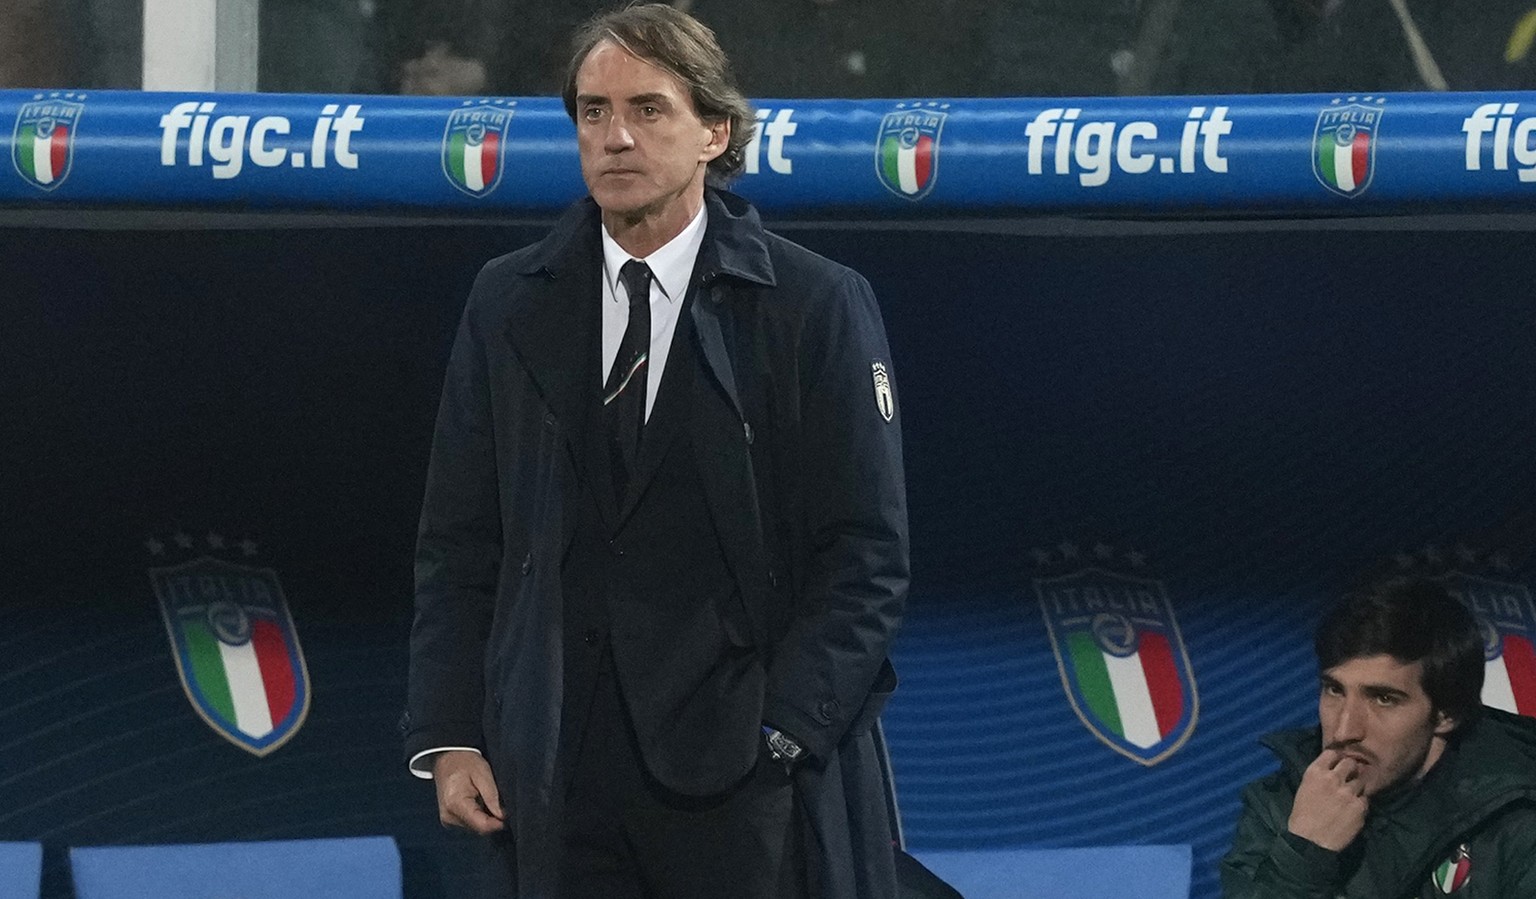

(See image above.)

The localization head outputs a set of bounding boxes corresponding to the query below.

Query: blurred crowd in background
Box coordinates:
[4,0,1536,97]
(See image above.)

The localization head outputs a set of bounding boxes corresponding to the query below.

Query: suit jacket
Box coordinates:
[404,188,909,898]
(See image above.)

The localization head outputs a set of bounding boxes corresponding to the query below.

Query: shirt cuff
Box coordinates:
[407,746,482,780]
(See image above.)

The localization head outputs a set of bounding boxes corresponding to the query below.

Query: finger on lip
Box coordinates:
[1325,746,1370,765]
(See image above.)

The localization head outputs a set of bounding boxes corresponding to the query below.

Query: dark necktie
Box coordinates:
[603,259,651,502]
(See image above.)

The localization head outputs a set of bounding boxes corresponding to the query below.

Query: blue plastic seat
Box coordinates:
[0,843,43,899]
[914,844,1192,899]
[70,836,401,899]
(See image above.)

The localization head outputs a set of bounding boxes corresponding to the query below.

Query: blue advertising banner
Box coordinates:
[8,89,1536,214]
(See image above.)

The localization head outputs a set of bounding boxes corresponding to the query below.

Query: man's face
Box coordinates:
[1318,653,1456,797]
[573,40,727,223]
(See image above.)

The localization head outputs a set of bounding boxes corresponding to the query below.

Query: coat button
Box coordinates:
[520,553,532,575]
[583,629,600,646]
[543,413,557,429]
[817,700,839,723]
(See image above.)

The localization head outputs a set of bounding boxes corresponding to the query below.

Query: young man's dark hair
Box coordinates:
[1316,575,1485,729]
[560,3,755,181]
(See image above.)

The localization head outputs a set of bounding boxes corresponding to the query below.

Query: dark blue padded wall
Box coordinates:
[4,219,1536,898]
[848,222,1536,898]
[1,223,538,898]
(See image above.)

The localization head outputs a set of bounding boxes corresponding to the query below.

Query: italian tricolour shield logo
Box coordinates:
[1037,568,1199,765]
[154,557,311,756]
[1312,99,1383,198]
[1436,572,1536,717]
[1434,844,1471,893]
[875,103,946,200]
[12,97,83,191]
[441,101,513,198]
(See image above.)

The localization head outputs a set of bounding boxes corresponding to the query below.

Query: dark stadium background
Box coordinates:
[6,214,1536,896]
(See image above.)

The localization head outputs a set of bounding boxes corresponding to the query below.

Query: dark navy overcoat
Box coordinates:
[405,188,909,898]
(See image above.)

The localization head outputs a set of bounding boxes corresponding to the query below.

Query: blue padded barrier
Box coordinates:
[6,89,1536,214]
[0,843,42,899]
[915,844,1192,899]
[69,836,402,899]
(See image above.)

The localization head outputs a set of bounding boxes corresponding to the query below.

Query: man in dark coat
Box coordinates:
[1221,576,1536,897]
[402,5,908,897]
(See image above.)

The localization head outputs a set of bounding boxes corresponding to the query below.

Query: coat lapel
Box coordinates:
[502,200,604,539]
[504,270,598,450]
[683,192,778,645]
[615,189,775,527]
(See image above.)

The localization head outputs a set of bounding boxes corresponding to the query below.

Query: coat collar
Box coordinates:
[513,188,776,289]
[695,187,777,288]
[506,188,773,432]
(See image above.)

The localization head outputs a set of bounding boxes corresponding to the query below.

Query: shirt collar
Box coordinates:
[600,205,708,304]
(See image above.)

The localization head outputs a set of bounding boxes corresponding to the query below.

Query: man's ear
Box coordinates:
[701,117,729,163]
[1433,709,1459,737]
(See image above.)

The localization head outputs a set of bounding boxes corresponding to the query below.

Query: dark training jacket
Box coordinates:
[1221,707,1536,898]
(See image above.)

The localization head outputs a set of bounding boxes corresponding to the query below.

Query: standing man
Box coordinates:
[403,5,908,898]
[1222,577,1536,897]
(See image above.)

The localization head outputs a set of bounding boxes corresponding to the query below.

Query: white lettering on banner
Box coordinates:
[158,102,366,180]
[1024,106,1232,187]
[1462,102,1536,183]
[745,107,796,175]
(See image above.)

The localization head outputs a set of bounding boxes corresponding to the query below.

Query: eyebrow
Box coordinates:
[1319,675,1410,700]
[574,92,673,110]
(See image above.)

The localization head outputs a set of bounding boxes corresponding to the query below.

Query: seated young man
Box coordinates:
[1222,576,1536,897]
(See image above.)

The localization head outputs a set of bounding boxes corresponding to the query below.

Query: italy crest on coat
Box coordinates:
[871,360,895,422]
[1434,843,1471,894]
